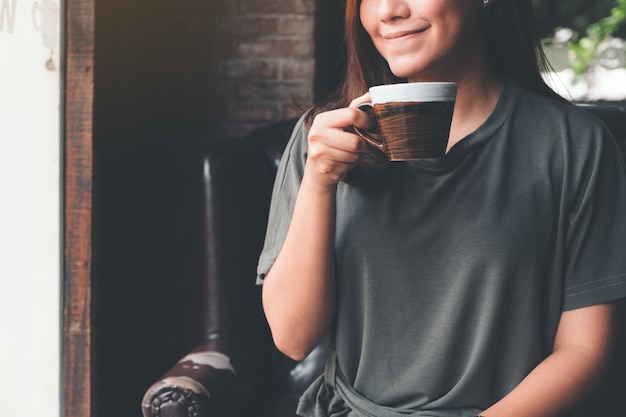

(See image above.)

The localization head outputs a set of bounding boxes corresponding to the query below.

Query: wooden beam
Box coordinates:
[64,0,95,416]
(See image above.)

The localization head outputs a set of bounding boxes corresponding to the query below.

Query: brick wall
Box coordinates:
[208,0,316,140]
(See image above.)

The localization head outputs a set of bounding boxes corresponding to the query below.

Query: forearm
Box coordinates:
[481,303,615,417]
[262,174,338,361]
[481,345,608,417]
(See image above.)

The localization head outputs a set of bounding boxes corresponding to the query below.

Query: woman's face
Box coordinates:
[359,0,487,82]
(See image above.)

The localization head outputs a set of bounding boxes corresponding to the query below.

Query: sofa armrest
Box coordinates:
[142,340,266,417]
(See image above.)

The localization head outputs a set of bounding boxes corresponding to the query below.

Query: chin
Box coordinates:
[389,69,426,81]
[388,68,414,80]
[385,53,453,82]
[386,60,428,81]
[389,64,449,83]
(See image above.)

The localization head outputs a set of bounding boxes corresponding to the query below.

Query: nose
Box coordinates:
[378,0,410,22]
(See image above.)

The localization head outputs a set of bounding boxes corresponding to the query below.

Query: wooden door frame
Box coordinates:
[64,0,95,416]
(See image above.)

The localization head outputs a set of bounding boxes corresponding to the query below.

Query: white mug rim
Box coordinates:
[369,82,457,104]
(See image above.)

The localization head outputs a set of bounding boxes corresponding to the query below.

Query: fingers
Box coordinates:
[310,109,368,150]
[306,106,372,186]
[349,92,371,108]
[309,129,363,163]
[348,93,373,131]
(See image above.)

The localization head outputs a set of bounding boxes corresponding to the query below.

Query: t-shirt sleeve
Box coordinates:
[563,119,626,310]
[256,114,309,284]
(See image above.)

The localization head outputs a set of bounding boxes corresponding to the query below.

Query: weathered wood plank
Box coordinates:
[64,1,95,416]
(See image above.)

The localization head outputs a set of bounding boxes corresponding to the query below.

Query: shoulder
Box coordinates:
[285,111,311,159]
[512,82,596,126]
[271,111,312,182]
[508,80,616,154]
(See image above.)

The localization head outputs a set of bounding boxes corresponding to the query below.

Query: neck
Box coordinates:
[407,47,503,152]
[445,70,502,151]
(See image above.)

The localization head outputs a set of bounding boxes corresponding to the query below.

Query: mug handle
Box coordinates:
[353,103,385,152]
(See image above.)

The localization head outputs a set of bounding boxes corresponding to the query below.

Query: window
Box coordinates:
[535,0,626,102]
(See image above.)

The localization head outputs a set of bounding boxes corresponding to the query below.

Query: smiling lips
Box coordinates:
[382,28,427,41]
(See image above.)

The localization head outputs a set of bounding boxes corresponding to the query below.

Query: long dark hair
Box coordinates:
[485,0,566,102]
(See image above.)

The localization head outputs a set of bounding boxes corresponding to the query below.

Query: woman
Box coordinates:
[257,0,626,416]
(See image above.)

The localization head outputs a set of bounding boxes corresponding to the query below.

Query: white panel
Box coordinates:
[0,0,62,416]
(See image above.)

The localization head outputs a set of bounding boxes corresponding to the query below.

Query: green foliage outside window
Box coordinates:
[534,0,626,75]
[568,0,626,74]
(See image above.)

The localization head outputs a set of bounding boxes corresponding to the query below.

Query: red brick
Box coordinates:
[279,16,315,37]
[229,17,279,37]
[283,0,315,14]
[286,82,314,102]
[238,0,314,15]
[238,0,281,14]
[238,39,314,59]
[201,0,317,140]
[235,80,312,101]
[281,59,315,80]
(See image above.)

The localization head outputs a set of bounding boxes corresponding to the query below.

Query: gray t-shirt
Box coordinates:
[257,79,626,417]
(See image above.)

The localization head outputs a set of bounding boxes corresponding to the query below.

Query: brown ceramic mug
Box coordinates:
[355,82,457,160]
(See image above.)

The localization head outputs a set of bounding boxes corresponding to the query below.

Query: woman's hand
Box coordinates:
[304,93,372,188]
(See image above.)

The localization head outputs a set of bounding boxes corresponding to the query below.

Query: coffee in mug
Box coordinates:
[355,82,457,160]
